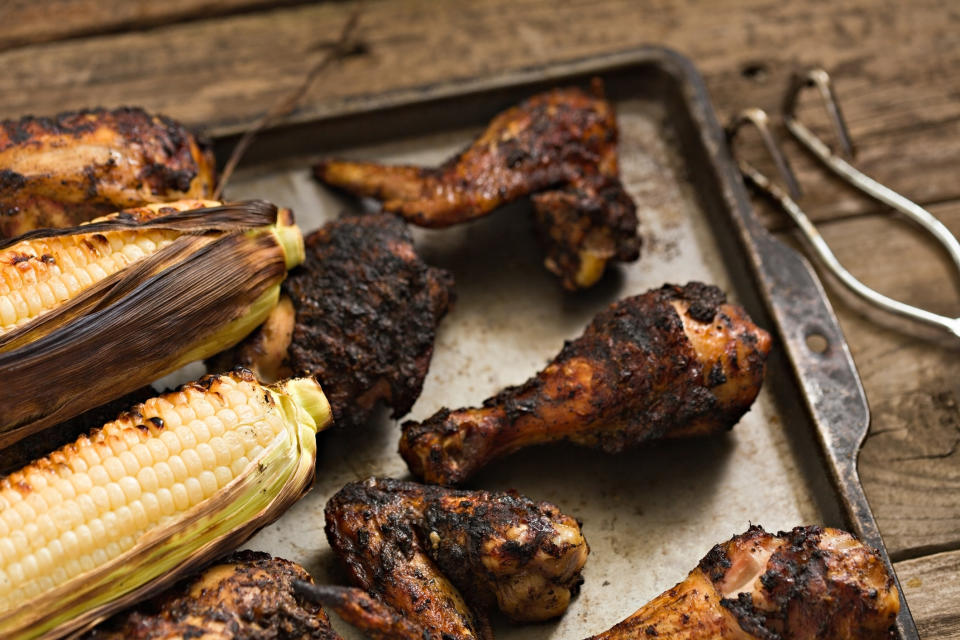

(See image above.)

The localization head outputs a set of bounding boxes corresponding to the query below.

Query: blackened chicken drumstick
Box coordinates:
[322,477,589,640]
[588,525,899,639]
[401,282,772,485]
[314,84,639,290]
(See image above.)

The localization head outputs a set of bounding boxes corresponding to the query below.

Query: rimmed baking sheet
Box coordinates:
[222,78,841,637]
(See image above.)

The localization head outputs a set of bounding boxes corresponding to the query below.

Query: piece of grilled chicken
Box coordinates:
[84,550,342,640]
[588,525,899,639]
[324,477,589,640]
[0,107,215,237]
[209,213,454,428]
[314,84,639,290]
[401,282,772,485]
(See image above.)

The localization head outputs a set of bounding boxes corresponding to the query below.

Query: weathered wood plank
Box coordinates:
[1,0,959,226]
[0,0,307,51]
[896,549,960,639]
[774,199,960,558]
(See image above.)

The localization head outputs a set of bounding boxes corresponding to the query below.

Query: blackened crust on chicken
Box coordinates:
[324,477,589,640]
[400,282,771,485]
[280,213,454,427]
[314,84,640,290]
[84,550,342,639]
[294,583,437,640]
[705,526,899,640]
[588,525,898,640]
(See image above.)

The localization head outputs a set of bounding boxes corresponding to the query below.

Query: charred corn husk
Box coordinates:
[0,107,215,237]
[0,199,304,446]
[0,370,332,639]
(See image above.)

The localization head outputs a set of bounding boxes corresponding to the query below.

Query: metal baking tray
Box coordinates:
[215,47,917,638]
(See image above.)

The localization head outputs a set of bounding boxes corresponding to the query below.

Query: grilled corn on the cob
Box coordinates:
[0,107,215,237]
[0,199,304,446]
[0,369,332,639]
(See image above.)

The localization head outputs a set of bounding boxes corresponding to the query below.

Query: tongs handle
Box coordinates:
[784,69,960,278]
[728,106,960,340]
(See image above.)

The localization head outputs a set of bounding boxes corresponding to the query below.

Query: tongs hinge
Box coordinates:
[727,68,960,340]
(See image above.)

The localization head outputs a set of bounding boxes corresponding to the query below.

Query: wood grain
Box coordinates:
[1,0,959,225]
[773,201,960,559]
[896,549,960,639]
[0,0,308,51]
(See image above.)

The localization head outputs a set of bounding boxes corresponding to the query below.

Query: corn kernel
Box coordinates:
[146,438,169,463]
[170,483,189,511]
[136,467,159,494]
[214,466,233,489]
[159,431,182,455]
[174,426,197,452]
[103,457,126,482]
[167,456,188,483]
[184,478,203,506]
[140,493,160,522]
[130,443,153,468]
[180,450,203,478]
[118,476,141,503]
[155,488,175,516]
[196,443,216,470]
[198,471,218,498]
[105,483,125,510]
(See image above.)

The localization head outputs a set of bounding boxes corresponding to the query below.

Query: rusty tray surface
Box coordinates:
[211,48,917,639]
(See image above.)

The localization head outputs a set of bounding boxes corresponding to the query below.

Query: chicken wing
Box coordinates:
[0,107,215,238]
[84,550,342,640]
[587,525,899,639]
[400,282,772,484]
[314,84,640,290]
[324,477,589,640]
[209,213,455,427]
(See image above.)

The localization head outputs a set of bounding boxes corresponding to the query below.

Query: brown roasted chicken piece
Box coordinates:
[587,525,899,639]
[0,107,215,237]
[294,583,456,640]
[314,84,639,290]
[84,550,342,640]
[401,282,772,484]
[323,477,589,640]
[210,213,454,427]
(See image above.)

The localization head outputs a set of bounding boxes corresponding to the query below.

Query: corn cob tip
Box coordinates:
[275,377,333,433]
[272,209,304,270]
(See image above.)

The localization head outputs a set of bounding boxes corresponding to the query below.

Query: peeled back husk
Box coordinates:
[0,199,304,447]
[0,371,332,639]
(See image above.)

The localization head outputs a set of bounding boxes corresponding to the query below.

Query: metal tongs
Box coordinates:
[727,68,960,339]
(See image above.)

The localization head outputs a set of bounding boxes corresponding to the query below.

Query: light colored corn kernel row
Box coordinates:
[0,376,286,609]
[0,228,180,332]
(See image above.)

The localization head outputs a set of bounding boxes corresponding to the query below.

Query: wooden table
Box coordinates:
[1,0,957,636]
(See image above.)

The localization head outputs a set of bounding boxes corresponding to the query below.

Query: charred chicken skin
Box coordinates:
[314,85,639,290]
[210,213,455,428]
[588,525,899,640]
[324,477,589,640]
[401,282,772,484]
[84,550,342,640]
[0,107,215,237]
